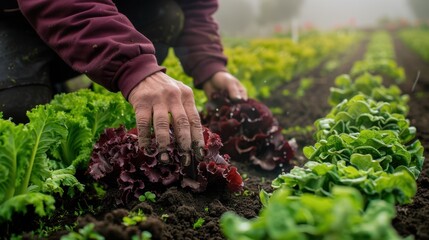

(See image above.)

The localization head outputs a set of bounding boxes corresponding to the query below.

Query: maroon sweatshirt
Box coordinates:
[15,0,228,99]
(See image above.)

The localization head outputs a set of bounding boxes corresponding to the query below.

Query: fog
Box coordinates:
[215,0,418,36]
[298,0,414,29]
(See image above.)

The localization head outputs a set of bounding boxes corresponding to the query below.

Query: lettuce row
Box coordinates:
[221,186,407,240]
[317,94,415,143]
[272,160,416,205]
[263,70,423,238]
[350,31,405,83]
[221,32,422,238]
[399,29,429,63]
[0,89,134,223]
[329,74,408,112]
[304,129,423,179]
[0,106,83,222]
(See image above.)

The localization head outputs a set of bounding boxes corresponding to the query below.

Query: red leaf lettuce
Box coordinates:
[88,126,243,204]
[201,92,296,170]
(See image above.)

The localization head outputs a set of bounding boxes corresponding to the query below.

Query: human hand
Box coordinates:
[128,71,204,166]
[203,72,248,100]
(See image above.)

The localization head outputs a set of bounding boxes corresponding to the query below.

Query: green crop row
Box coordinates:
[0,89,135,224]
[220,34,423,239]
[163,31,362,107]
[351,31,405,83]
[399,28,429,63]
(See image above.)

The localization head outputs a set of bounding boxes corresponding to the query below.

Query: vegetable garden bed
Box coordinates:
[1,30,428,240]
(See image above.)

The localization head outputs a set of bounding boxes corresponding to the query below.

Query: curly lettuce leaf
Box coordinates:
[304,129,423,178]
[42,165,85,198]
[0,193,55,222]
[16,106,67,194]
[221,187,406,240]
[0,120,30,203]
[316,95,415,143]
[272,160,417,205]
[46,89,135,168]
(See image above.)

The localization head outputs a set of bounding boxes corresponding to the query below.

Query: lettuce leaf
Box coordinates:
[272,160,417,205]
[46,89,135,168]
[221,187,406,240]
[304,129,423,178]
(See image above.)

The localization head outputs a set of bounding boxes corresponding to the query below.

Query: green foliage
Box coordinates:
[138,191,156,203]
[0,193,56,222]
[60,223,104,240]
[42,166,85,198]
[318,94,416,143]
[92,183,107,199]
[162,32,362,104]
[295,77,314,99]
[221,33,421,239]
[272,160,417,205]
[304,129,423,178]
[0,106,81,222]
[399,28,429,62]
[193,217,205,229]
[123,210,147,226]
[160,214,169,222]
[223,32,360,100]
[350,31,405,83]
[46,89,135,168]
[132,231,152,240]
[0,88,135,223]
[221,187,406,240]
[329,74,409,113]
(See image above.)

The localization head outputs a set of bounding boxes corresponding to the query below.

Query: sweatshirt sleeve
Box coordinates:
[174,0,228,89]
[17,0,165,99]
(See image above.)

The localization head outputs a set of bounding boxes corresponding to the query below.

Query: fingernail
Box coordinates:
[157,152,170,164]
[181,152,192,166]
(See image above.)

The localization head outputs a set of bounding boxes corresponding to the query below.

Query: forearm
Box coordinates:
[17,0,164,98]
[174,0,228,89]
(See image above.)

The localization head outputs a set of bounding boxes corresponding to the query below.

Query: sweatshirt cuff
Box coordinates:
[116,54,166,99]
[192,60,227,89]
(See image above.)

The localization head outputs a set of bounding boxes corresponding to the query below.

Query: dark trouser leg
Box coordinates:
[0,15,54,123]
[0,14,79,123]
[114,0,184,64]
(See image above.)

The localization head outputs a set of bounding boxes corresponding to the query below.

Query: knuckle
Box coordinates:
[136,117,151,129]
[175,115,190,128]
[164,85,180,98]
[181,85,194,98]
[155,118,170,130]
[189,117,203,128]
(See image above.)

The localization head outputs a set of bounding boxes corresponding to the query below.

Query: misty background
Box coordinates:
[214,0,429,37]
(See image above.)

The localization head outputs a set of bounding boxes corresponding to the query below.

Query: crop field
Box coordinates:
[1,27,428,240]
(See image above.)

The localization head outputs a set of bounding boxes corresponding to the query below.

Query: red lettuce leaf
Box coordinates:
[201,92,297,170]
[88,126,243,204]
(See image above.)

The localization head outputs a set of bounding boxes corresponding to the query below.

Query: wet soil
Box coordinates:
[391,32,429,240]
[1,31,428,240]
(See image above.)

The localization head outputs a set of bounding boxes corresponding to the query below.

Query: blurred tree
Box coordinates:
[258,0,304,25]
[408,0,429,21]
[215,0,255,36]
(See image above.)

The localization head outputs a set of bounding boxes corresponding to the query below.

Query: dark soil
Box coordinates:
[391,32,429,240]
[1,31,428,240]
